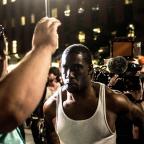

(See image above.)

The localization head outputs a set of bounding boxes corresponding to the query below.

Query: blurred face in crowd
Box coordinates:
[47,73,58,87]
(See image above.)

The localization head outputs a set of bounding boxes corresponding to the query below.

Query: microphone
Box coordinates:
[108,56,128,75]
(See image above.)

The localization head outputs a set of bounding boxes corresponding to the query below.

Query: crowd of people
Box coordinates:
[0,16,144,144]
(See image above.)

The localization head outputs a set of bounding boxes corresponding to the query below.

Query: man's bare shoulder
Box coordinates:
[105,86,135,114]
[92,82,124,103]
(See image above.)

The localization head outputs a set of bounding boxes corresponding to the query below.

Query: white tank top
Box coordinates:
[55,82,116,144]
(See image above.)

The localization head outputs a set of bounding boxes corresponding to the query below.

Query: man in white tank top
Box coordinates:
[43,44,144,144]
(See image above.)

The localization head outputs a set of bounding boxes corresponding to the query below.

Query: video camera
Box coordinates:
[108,56,142,92]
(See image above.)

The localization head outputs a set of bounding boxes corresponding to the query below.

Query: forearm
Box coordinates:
[132,108,144,142]
[134,119,144,143]
[0,17,61,133]
[0,46,53,132]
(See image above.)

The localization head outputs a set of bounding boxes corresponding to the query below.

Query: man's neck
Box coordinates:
[68,85,95,101]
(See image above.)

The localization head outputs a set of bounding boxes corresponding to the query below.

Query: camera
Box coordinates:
[92,66,111,85]
[108,56,142,92]
[126,62,142,73]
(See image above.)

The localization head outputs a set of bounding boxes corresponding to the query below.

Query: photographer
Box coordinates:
[108,56,142,101]
[108,56,143,144]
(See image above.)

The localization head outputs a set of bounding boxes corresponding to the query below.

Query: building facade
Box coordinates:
[0,0,144,60]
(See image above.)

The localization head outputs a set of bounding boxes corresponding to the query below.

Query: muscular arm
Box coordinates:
[0,17,61,132]
[107,87,144,140]
[126,101,144,141]
[43,94,60,144]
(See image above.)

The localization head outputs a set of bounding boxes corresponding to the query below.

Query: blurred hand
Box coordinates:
[32,17,61,54]
[108,74,120,87]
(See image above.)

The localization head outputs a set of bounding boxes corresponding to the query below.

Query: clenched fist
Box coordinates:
[32,17,61,54]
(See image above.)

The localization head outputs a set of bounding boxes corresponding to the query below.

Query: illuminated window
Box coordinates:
[31,14,35,24]
[128,24,134,30]
[78,7,85,14]
[92,4,100,11]
[21,16,26,26]
[52,8,58,18]
[127,24,135,38]
[2,0,7,5]
[93,28,101,41]
[64,5,71,16]
[127,31,135,38]
[111,31,117,36]
[11,0,16,2]
[12,40,17,53]
[78,31,85,43]
[98,48,104,53]
[11,18,15,27]
[125,0,133,4]
[93,28,101,33]
[93,35,97,41]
